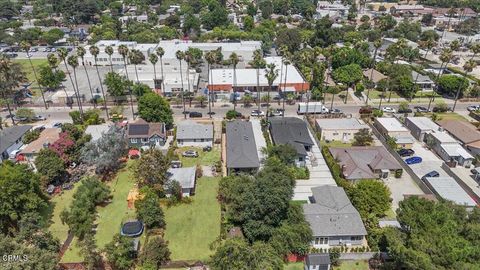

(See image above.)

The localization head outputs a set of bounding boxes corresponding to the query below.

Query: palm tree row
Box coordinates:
[58,47,84,119]
[0,55,26,125]
[89,45,109,119]
[118,44,136,119]
[20,41,48,110]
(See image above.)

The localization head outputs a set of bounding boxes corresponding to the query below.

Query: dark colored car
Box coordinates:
[203,145,212,152]
[405,156,422,165]
[432,105,451,113]
[398,108,413,113]
[398,148,415,157]
[414,106,429,113]
[421,170,440,181]
[359,106,373,114]
[189,111,203,118]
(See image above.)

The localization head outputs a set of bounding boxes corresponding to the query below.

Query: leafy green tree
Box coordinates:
[352,128,374,146]
[390,75,415,98]
[376,14,397,32]
[137,92,174,128]
[0,162,48,234]
[201,1,229,30]
[37,64,65,91]
[183,12,201,36]
[264,144,297,166]
[349,179,391,220]
[15,108,35,121]
[22,129,40,144]
[135,192,165,229]
[166,180,182,203]
[331,47,371,69]
[243,15,254,31]
[139,237,171,269]
[35,148,66,185]
[132,83,152,98]
[104,71,130,104]
[211,238,283,270]
[258,0,274,19]
[332,64,363,89]
[437,74,469,98]
[275,28,302,54]
[309,16,341,47]
[42,28,65,45]
[0,0,19,19]
[104,234,136,270]
[133,148,170,188]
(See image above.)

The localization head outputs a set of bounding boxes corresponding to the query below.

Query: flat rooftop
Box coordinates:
[425,177,476,207]
[376,117,409,132]
[316,118,368,130]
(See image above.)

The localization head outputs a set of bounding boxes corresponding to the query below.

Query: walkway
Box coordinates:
[293,125,336,201]
[250,119,267,166]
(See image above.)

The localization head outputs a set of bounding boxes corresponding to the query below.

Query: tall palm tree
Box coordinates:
[250,49,266,113]
[77,46,95,107]
[58,48,83,115]
[118,44,135,118]
[105,45,114,72]
[366,39,382,104]
[67,55,84,119]
[20,41,47,109]
[148,53,158,93]
[0,56,26,125]
[212,48,223,107]
[264,63,278,121]
[184,50,192,105]
[229,52,239,111]
[176,50,186,119]
[453,59,477,112]
[282,55,291,117]
[47,53,70,107]
[89,45,109,119]
[128,49,145,83]
[156,47,165,95]
[469,43,480,61]
[205,51,216,118]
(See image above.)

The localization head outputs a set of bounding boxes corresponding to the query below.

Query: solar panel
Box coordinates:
[129,124,149,136]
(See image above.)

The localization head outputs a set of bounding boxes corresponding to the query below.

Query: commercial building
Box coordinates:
[373,117,415,149]
[316,118,369,143]
[303,186,367,249]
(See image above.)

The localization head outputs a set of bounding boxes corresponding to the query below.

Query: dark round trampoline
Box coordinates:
[121,220,144,237]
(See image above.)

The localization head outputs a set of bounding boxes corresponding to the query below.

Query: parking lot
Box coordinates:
[406,142,449,179]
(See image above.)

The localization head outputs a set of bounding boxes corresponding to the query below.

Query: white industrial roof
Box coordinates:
[425,177,476,207]
[376,117,409,132]
[406,117,439,131]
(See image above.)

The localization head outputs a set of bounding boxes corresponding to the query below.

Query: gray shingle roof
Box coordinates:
[306,253,331,266]
[167,167,196,189]
[226,120,260,169]
[176,121,213,140]
[303,186,367,237]
[0,125,32,154]
[269,117,314,156]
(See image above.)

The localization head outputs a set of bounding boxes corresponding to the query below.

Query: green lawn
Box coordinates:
[62,163,137,262]
[422,112,469,122]
[13,59,48,91]
[178,146,220,168]
[284,262,304,270]
[322,140,353,148]
[334,260,369,270]
[368,90,400,100]
[164,177,221,261]
[385,208,397,219]
[48,183,82,242]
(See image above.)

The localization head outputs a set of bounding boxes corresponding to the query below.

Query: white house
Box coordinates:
[315,118,369,142]
[426,132,474,167]
[176,121,213,147]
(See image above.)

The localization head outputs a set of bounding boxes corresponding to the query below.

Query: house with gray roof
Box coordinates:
[303,186,367,249]
[305,253,331,270]
[329,146,402,180]
[0,125,32,163]
[167,166,196,197]
[316,118,369,143]
[85,124,111,142]
[412,71,435,91]
[226,120,260,175]
[424,176,476,207]
[269,117,314,167]
[176,121,213,147]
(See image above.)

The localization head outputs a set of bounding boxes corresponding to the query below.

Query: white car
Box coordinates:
[382,107,396,113]
[467,105,479,112]
[9,149,21,160]
[250,110,265,117]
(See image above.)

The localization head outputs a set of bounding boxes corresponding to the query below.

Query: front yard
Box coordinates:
[163,177,221,261]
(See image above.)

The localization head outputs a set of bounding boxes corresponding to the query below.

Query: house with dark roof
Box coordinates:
[303,186,367,249]
[226,120,260,175]
[176,121,213,147]
[329,146,402,180]
[269,117,314,167]
[0,125,32,163]
[305,253,331,270]
[126,119,166,149]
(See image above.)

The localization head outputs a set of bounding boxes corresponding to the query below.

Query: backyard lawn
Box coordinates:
[335,260,369,270]
[164,177,221,261]
[48,182,82,243]
[284,262,304,270]
[322,140,353,148]
[177,146,220,168]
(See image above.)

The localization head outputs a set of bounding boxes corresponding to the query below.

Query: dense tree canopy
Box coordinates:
[133,148,170,188]
[437,74,470,98]
[135,191,165,229]
[137,92,174,128]
[35,148,66,185]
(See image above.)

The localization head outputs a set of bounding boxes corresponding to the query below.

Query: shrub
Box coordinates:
[22,129,41,144]
[395,169,403,178]
[321,146,351,189]
[372,109,383,117]
[225,110,242,120]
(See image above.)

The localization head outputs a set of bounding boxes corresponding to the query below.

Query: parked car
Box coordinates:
[171,160,182,168]
[182,150,198,157]
[250,110,265,117]
[421,170,440,181]
[432,105,451,113]
[405,156,422,165]
[398,108,413,113]
[33,125,45,132]
[13,116,27,122]
[397,148,415,157]
[35,115,46,121]
[330,108,342,114]
[269,109,283,117]
[467,105,480,112]
[414,106,429,113]
[382,107,396,113]
[189,111,202,118]
[359,106,373,114]
[53,122,63,128]
[203,145,212,152]
[9,149,21,160]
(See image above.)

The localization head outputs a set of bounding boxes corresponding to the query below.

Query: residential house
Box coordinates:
[176,121,213,147]
[438,120,480,155]
[269,117,314,167]
[167,167,196,197]
[304,253,331,270]
[424,63,451,76]
[329,146,402,180]
[21,128,60,160]
[84,124,111,142]
[423,177,476,207]
[316,1,349,20]
[225,120,260,175]
[315,118,370,142]
[373,117,415,149]
[303,186,367,249]
[404,117,440,141]
[426,132,473,167]
[363,68,387,88]
[0,125,32,163]
[390,5,428,16]
[412,71,435,92]
[126,119,166,149]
